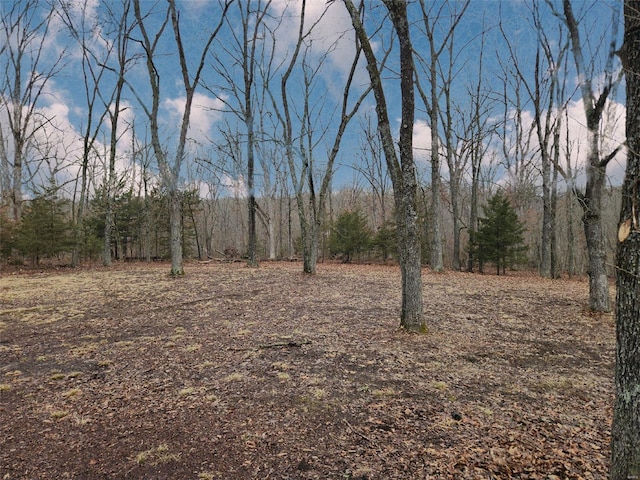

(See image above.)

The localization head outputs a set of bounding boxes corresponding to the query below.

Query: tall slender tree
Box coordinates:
[101,0,137,267]
[561,0,623,312]
[611,1,640,476]
[501,4,569,279]
[212,0,270,267]
[343,0,425,332]
[56,0,137,267]
[0,0,66,221]
[415,0,469,272]
[270,0,368,274]
[132,0,230,275]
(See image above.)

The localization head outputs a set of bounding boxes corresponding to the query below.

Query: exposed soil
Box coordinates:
[0,262,615,479]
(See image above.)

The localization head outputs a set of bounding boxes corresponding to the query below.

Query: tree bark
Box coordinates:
[611,2,640,477]
[386,1,425,331]
[344,0,425,332]
[428,51,443,272]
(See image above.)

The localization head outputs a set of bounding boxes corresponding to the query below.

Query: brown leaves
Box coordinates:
[0,262,614,479]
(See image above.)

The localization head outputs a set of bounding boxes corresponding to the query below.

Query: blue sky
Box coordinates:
[0,0,626,200]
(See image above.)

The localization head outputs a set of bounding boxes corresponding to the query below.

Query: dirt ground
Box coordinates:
[0,261,615,479]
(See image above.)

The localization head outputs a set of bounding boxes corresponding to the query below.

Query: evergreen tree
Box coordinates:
[372,220,397,262]
[472,191,528,275]
[0,207,16,260]
[15,188,72,265]
[328,210,372,263]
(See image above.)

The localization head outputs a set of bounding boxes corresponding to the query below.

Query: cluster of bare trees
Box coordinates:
[0,1,626,313]
[3,0,640,473]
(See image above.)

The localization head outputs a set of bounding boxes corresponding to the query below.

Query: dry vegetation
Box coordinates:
[0,262,614,479]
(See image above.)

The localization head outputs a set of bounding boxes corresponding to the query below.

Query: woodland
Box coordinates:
[0,0,626,286]
[2,0,640,477]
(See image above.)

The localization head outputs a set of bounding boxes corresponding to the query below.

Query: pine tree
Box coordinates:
[328,210,372,263]
[372,220,397,262]
[15,187,72,265]
[472,191,528,275]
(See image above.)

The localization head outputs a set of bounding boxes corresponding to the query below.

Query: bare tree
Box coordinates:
[271,0,369,274]
[343,0,425,332]
[436,6,484,271]
[496,55,538,209]
[209,0,274,267]
[414,0,469,272]
[500,3,570,278]
[611,2,640,476]
[56,0,137,267]
[132,0,230,275]
[56,0,107,267]
[0,0,66,221]
[558,0,624,311]
[462,62,498,273]
[441,25,495,270]
[354,113,391,230]
[100,1,138,267]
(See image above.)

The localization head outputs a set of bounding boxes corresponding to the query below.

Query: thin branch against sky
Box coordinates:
[0,0,625,196]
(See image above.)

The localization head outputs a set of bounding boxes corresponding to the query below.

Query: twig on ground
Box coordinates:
[258,340,312,349]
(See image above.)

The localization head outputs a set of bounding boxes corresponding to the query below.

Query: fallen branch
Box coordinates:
[258,340,311,349]
[226,339,312,353]
[343,419,373,443]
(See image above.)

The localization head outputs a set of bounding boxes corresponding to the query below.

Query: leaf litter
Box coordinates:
[0,262,614,479]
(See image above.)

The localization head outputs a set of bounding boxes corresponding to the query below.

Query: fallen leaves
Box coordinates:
[0,262,614,479]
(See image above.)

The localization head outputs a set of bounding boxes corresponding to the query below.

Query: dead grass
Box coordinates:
[0,262,615,479]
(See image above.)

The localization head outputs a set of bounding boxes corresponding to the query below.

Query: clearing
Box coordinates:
[0,262,614,479]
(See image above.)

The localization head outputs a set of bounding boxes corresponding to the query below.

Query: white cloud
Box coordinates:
[163,92,225,146]
[497,97,626,189]
[412,119,432,163]
[220,173,247,198]
[564,98,626,182]
[269,0,369,92]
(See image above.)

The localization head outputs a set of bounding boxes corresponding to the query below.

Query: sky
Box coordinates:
[0,0,627,202]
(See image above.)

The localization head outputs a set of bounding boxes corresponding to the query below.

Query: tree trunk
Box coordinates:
[451,183,461,271]
[247,195,258,267]
[343,0,425,332]
[429,64,443,271]
[566,193,575,277]
[267,199,276,260]
[104,192,114,266]
[300,215,316,274]
[563,0,619,312]
[385,0,425,331]
[611,2,640,476]
[582,160,610,312]
[467,155,480,272]
[169,190,184,275]
[395,183,425,331]
[550,165,559,277]
[540,145,552,278]
[71,162,88,268]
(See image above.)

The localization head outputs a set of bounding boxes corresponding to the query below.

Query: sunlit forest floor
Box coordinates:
[0,261,614,479]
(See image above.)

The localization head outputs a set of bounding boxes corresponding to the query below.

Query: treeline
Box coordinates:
[0,178,621,276]
[0,0,624,296]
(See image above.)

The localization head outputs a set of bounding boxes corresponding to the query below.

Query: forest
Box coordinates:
[0,1,626,282]
[3,0,640,477]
